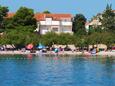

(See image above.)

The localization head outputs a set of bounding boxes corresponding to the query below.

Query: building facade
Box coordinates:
[34,13,73,34]
[85,10,115,30]
[85,14,102,30]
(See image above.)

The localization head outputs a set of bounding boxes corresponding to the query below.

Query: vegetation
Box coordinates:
[100,4,115,33]
[0,6,38,48]
[0,5,115,49]
[72,14,87,35]
[0,5,9,32]
[43,10,51,14]
[13,7,36,27]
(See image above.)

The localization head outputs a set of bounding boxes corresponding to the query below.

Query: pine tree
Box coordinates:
[72,14,87,35]
[100,4,115,32]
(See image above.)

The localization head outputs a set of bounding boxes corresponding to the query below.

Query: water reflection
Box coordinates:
[26,54,33,60]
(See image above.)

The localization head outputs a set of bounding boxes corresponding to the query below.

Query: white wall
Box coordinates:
[38,17,73,34]
[40,26,50,34]
[61,26,72,33]
[45,18,52,25]
[52,21,60,25]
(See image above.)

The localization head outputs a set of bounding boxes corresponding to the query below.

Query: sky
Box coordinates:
[0,0,115,20]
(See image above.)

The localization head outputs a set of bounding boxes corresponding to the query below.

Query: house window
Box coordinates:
[52,28,58,32]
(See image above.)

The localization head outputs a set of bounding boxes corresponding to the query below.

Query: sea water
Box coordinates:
[0,55,115,86]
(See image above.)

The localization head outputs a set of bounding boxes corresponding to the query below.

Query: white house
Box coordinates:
[34,13,73,34]
[85,14,102,30]
[85,10,115,30]
[85,19,102,30]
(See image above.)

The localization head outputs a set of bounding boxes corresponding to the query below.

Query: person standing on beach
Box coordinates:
[54,48,59,56]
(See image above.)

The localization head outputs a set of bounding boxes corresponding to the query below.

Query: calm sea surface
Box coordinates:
[0,55,115,86]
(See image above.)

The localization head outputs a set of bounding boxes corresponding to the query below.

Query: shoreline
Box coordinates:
[0,51,115,57]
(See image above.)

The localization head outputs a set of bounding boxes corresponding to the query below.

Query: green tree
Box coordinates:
[87,32,115,47]
[13,7,36,28]
[88,26,103,35]
[100,4,115,32]
[57,33,76,45]
[41,32,58,46]
[72,14,87,35]
[40,32,77,46]
[4,26,39,46]
[0,5,9,32]
[43,10,51,14]
[3,18,14,29]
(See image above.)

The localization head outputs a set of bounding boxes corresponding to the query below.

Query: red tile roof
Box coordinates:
[5,13,15,18]
[34,13,72,21]
[6,13,72,21]
[112,10,115,13]
[34,13,45,21]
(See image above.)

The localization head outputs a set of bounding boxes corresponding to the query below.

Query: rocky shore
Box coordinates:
[0,50,115,57]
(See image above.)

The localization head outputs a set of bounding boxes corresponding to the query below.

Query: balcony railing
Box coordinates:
[39,21,72,26]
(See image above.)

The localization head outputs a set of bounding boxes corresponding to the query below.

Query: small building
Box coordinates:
[85,14,102,30]
[86,10,115,30]
[34,13,73,34]
[86,19,102,29]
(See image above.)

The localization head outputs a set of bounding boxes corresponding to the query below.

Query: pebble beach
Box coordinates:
[0,50,115,57]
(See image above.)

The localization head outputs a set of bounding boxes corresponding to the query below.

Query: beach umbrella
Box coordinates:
[26,44,33,50]
[37,43,45,49]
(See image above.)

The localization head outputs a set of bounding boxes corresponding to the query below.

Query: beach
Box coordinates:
[0,50,115,57]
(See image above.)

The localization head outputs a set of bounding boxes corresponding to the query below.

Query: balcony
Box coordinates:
[61,22,72,26]
[40,21,60,25]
